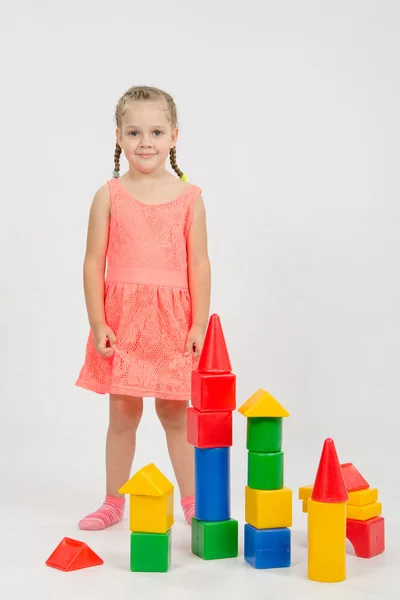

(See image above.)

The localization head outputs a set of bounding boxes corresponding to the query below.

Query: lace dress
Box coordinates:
[75,178,202,400]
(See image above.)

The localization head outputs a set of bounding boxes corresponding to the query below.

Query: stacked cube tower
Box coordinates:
[238,388,292,569]
[119,463,174,572]
[188,314,238,560]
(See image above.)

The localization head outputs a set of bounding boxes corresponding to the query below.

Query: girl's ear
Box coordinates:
[171,127,179,148]
[116,127,123,149]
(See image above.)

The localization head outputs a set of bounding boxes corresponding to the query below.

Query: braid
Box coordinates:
[113,142,122,178]
[169,147,183,179]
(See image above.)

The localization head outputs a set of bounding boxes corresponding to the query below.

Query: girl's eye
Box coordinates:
[129,131,138,136]
[153,131,162,136]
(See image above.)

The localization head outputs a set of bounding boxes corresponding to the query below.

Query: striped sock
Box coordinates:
[181,495,195,524]
[78,495,126,530]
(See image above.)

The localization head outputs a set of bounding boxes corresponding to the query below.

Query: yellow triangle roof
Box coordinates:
[238,388,289,418]
[118,463,173,496]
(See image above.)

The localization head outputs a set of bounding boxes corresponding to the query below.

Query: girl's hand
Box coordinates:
[184,325,206,359]
[93,323,117,358]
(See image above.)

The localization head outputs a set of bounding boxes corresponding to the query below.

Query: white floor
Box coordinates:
[1,491,397,600]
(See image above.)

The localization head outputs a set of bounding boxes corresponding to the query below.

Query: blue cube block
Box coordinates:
[244,524,291,569]
[195,447,230,521]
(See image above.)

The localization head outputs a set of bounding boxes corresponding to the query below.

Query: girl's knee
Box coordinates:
[155,399,188,431]
[109,395,143,433]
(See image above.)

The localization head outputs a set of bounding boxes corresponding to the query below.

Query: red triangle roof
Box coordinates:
[197,314,232,373]
[311,438,348,503]
[341,463,370,492]
[46,537,103,571]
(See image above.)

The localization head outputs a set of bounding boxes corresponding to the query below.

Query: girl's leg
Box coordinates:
[155,398,195,523]
[79,394,143,530]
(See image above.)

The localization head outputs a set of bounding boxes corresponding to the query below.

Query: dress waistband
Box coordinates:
[106,265,188,289]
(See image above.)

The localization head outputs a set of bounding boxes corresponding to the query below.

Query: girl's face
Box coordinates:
[117,100,178,175]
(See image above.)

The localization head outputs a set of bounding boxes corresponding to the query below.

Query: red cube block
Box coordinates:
[346,516,385,558]
[191,371,236,412]
[187,407,232,448]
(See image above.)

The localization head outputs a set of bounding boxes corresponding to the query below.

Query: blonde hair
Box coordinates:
[113,85,187,180]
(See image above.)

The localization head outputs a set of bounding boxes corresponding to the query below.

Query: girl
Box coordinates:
[75,85,211,530]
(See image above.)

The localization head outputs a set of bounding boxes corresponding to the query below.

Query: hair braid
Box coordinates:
[113,86,188,181]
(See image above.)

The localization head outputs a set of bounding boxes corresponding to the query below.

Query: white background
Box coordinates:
[1,1,399,598]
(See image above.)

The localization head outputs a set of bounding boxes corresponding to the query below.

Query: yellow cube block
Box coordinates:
[130,490,174,533]
[346,501,382,521]
[348,488,378,507]
[299,484,313,500]
[302,499,309,513]
[245,486,292,529]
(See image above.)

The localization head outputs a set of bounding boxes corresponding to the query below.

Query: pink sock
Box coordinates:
[78,495,126,530]
[181,495,195,524]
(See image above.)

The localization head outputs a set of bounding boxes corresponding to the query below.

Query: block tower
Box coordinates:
[238,388,292,569]
[188,314,238,560]
[307,438,348,583]
[119,463,174,572]
[300,461,385,559]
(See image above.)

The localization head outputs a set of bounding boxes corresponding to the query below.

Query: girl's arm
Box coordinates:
[82,185,116,356]
[186,195,211,357]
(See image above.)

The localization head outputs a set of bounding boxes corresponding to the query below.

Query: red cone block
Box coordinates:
[341,463,370,492]
[198,314,232,373]
[311,438,348,503]
[46,537,104,571]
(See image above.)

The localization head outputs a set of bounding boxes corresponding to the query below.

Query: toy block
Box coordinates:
[299,484,313,500]
[341,463,369,492]
[312,439,348,503]
[245,487,292,529]
[308,499,346,583]
[195,447,230,521]
[46,537,103,571]
[302,499,309,513]
[191,371,236,412]
[248,451,284,490]
[348,488,378,507]
[187,407,232,448]
[247,417,282,452]
[119,463,174,533]
[347,502,382,521]
[192,518,238,560]
[130,530,171,572]
[244,524,291,569]
[346,516,385,558]
[197,314,232,374]
[239,388,289,418]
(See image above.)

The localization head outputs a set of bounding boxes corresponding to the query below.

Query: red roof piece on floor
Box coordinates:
[197,314,232,373]
[341,463,370,492]
[46,537,104,571]
[311,438,348,503]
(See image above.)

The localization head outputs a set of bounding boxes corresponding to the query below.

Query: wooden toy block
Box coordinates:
[187,407,232,448]
[130,530,171,572]
[348,488,378,507]
[248,451,284,490]
[244,524,291,569]
[308,499,347,582]
[191,371,236,412]
[192,518,238,560]
[346,516,385,558]
[238,388,289,418]
[195,447,230,521]
[46,537,103,571]
[347,501,382,521]
[245,487,292,529]
[119,463,174,533]
[302,499,309,513]
[299,484,313,500]
[341,463,369,492]
[247,417,282,452]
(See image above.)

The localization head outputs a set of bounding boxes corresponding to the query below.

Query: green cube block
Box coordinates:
[247,417,282,452]
[192,518,238,560]
[130,530,171,572]
[248,450,284,490]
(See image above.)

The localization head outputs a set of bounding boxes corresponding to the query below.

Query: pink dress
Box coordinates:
[75,178,202,400]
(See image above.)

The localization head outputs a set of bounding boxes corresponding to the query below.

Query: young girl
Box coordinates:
[75,85,211,530]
